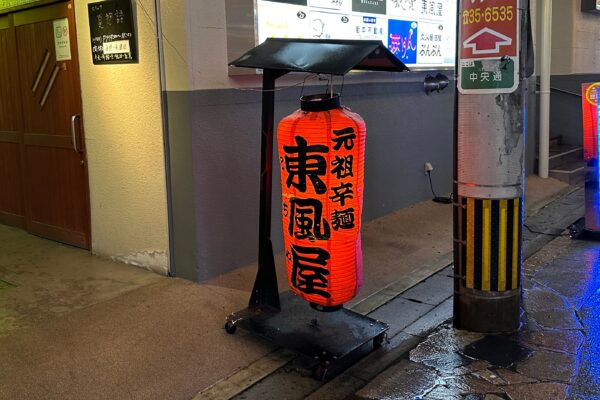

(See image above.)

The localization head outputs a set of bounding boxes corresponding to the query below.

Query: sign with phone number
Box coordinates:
[458,0,519,94]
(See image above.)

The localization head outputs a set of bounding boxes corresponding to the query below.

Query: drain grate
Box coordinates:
[0,279,16,290]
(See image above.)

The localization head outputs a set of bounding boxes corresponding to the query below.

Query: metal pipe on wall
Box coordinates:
[538,0,552,178]
[153,0,176,276]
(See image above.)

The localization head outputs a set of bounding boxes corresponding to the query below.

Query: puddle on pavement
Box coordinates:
[462,335,533,369]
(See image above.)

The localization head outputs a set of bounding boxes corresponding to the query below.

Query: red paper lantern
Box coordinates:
[277,94,366,309]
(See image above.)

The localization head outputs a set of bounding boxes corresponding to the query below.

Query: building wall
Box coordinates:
[158,0,471,281]
[533,1,600,146]
[189,80,455,281]
[158,1,539,282]
[74,0,169,274]
[568,1,600,74]
[541,0,600,75]
[548,0,573,75]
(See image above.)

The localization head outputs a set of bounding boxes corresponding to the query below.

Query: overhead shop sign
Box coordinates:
[255,0,458,70]
[458,0,519,94]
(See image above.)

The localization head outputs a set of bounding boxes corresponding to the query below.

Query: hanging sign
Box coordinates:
[88,0,138,65]
[53,18,71,61]
[582,83,600,161]
[458,0,519,94]
[277,94,366,308]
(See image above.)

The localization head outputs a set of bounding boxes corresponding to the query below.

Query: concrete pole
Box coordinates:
[453,0,530,333]
[538,0,552,178]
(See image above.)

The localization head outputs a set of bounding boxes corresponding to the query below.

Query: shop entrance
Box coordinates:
[0,1,90,249]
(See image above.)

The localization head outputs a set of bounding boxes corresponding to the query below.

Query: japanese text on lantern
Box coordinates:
[277,99,365,307]
[280,126,360,302]
[282,127,356,299]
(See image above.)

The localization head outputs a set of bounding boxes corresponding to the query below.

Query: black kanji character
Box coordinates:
[290,244,331,298]
[284,136,329,194]
[332,127,356,151]
[331,155,354,179]
[332,208,355,230]
[289,198,331,241]
[329,182,354,207]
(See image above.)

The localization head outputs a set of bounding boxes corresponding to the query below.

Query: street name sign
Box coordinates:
[458,0,519,94]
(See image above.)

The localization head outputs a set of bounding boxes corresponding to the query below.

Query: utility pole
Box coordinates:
[453,0,532,333]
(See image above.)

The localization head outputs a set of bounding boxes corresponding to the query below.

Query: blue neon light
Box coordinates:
[597,98,600,186]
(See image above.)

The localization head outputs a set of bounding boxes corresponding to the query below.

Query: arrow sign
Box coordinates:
[459,0,518,60]
[463,28,512,55]
[458,0,520,94]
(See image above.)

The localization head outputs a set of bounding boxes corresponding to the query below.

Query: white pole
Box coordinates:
[538,0,552,178]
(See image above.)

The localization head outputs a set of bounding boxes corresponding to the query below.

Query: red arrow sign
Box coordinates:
[460,0,518,60]
[463,28,512,55]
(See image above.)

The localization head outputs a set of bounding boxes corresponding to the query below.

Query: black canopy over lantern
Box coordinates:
[225,39,409,379]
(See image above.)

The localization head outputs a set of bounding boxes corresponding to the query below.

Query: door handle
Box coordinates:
[71,114,82,153]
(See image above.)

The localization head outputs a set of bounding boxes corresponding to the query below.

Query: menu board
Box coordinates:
[256,0,457,68]
[88,0,138,65]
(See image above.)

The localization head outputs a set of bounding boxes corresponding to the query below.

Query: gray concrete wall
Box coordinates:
[172,74,456,281]
[166,91,197,281]
[167,73,542,282]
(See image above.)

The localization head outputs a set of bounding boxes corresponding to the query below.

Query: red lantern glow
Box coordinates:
[277,94,366,308]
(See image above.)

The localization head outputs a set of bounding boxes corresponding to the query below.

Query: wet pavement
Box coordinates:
[205,187,588,400]
[355,234,600,400]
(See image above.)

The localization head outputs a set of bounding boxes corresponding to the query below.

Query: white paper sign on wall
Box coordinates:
[53,18,71,61]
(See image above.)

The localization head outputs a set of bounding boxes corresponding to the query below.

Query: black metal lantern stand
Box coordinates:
[224,39,409,379]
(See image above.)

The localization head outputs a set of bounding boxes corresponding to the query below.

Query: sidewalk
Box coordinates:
[0,177,579,399]
[209,186,585,400]
[354,233,599,400]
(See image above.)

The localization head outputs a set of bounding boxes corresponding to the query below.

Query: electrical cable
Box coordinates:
[427,170,452,204]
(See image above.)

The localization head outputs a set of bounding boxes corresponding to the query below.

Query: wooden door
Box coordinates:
[5,2,90,248]
[0,15,26,229]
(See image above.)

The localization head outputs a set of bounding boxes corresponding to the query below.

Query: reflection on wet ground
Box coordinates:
[356,236,600,400]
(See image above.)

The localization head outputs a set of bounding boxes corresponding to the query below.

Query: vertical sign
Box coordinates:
[582,83,600,161]
[458,0,519,94]
[277,101,366,306]
[88,0,138,65]
[53,18,71,61]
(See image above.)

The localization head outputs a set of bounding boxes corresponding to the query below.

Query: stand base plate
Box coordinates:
[226,291,388,378]
[570,218,600,241]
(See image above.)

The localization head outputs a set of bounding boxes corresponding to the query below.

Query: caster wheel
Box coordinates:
[224,320,237,334]
[312,364,327,380]
[374,333,386,348]
[569,225,581,239]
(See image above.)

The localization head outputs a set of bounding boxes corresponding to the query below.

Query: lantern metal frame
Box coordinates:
[224,39,409,379]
